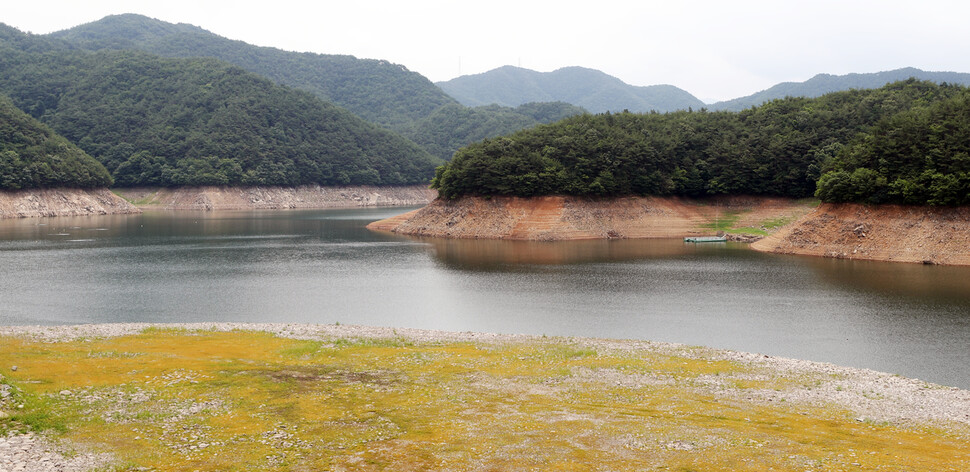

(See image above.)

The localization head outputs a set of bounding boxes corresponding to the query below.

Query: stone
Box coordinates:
[10,366,16,372]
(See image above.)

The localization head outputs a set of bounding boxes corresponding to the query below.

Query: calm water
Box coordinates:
[1,207,968,389]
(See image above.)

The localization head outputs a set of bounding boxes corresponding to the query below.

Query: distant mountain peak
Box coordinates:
[712,67,970,111]
[437,65,703,113]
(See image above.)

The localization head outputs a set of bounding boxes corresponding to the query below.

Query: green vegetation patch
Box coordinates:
[0,94,112,190]
[431,80,970,207]
[0,329,967,470]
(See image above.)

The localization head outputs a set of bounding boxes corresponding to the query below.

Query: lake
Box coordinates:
[1,207,968,389]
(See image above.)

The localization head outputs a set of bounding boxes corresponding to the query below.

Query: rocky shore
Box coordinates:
[752,203,970,266]
[0,188,139,219]
[115,185,436,211]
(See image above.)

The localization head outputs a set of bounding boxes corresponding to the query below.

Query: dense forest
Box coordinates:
[816,89,970,205]
[432,80,970,205]
[0,94,112,189]
[407,102,586,161]
[0,24,440,187]
[49,14,585,161]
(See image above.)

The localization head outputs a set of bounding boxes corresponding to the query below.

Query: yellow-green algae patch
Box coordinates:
[0,328,966,471]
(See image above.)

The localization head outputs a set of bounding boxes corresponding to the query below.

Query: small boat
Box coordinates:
[684,236,727,243]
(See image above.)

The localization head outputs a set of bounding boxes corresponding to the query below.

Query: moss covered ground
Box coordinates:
[0,328,967,471]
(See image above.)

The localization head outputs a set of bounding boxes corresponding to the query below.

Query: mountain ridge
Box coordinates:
[711,67,970,110]
[436,65,705,113]
[47,14,587,161]
[0,23,440,187]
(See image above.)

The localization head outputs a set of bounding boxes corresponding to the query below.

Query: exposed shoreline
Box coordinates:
[0,188,139,219]
[114,185,436,211]
[1,323,967,470]
[2,322,967,426]
[367,195,814,241]
[0,185,437,219]
[752,202,970,266]
[370,196,970,266]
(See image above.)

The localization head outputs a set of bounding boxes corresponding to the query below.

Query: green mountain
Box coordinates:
[432,80,967,206]
[49,13,457,133]
[0,23,439,187]
[436,66,705,113]
[48,14,584,161]
[0,93,112,190]
[712,68,970,111]
[408,101,587,161]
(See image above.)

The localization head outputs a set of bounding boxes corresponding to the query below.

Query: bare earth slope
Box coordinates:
[115,185,437,211]
[0,188,139,219]
[368,195,812,240]
[752,203,970,266]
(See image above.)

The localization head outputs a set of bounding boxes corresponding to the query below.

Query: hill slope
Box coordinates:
[0,23,440,187]
[49,13,457,133]
[431,80,965,201]
[436,65,705,113]
[0,93,112,189]
[712,67,970,111]
[48,14,585,161]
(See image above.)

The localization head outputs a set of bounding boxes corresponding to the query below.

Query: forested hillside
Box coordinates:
[49,14,583,161]
[407,102,586,161]
[0,94,112,189]
[432,80,968,206]
[50,13,457,133]
[436,66,705,113]
[0,23,439,187]
[712,68,970,111]
[816,89,970,205]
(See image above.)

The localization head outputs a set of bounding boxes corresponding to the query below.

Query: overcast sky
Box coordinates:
[6,0,970,103]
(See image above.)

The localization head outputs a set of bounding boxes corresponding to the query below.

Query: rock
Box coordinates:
[0,411,9,419]
[59,390,72,396]
[10,366,16,372]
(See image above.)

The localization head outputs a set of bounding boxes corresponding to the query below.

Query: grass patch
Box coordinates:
[0,329,966,470]
[111,189,159,206]
[699,211,742,233]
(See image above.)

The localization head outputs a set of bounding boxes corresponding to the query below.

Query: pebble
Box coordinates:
[0,432,111,471]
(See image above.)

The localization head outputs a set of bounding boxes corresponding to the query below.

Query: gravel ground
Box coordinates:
[0,431,112,472]
[2,322,968,470]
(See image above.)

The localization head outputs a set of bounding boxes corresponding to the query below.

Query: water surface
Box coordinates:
[1,207,968,389]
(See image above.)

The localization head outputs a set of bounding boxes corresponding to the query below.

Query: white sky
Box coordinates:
[5,0,970,103]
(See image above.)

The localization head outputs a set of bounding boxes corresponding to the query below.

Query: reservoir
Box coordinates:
[1,207,968,389]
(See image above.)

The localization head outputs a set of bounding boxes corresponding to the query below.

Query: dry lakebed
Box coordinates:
[0,323,967,471]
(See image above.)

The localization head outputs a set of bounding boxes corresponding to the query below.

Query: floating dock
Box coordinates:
[684,236,728,243]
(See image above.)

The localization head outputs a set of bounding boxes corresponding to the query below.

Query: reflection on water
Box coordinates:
[423,237,738,269]
[805,256,970,303]
[0,207,968,389]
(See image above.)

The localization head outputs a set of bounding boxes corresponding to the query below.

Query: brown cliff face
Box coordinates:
[367,195,813,241]
[751,203,970,266]
[0,188,139,219]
